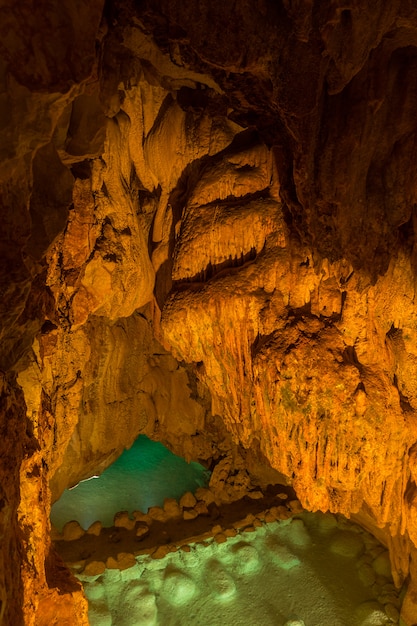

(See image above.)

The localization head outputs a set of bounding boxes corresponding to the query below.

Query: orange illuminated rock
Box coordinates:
[63,521,85,542]
[136,524,150,540]
[114,511,136,530]
[83,561,106,576]
[180,492,197,509]
[86,521,103,536]
[163,498,182,519]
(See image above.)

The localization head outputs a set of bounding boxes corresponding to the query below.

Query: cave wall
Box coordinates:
[3,0,417,624]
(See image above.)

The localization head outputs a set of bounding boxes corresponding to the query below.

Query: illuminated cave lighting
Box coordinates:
[50,435,210,531]
[79,512,402,626]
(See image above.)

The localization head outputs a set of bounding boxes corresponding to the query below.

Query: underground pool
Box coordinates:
[51,436,404,625]
[50,435,210,531]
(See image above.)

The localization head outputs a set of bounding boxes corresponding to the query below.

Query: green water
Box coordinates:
[51,436,210,531]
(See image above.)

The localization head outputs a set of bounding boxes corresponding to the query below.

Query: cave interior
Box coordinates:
[2,0,417,624]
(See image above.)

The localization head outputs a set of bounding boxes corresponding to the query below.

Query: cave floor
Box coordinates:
[54,488,402,625]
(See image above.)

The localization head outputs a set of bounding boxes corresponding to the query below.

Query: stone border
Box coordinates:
[53,486,302,574]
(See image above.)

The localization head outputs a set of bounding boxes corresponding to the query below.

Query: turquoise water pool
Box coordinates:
[51,436,210,531]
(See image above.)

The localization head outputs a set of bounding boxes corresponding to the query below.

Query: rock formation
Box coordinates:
[2,0,417,623]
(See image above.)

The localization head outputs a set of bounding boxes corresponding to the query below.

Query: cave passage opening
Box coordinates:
[50,435,210,531]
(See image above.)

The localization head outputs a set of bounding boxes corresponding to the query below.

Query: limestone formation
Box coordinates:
[2,1,417,624]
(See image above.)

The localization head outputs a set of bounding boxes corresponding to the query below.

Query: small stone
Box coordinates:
[86,521,102,536]
[83,560,106,576]
[180,545,191,553]
[378,592,399,607]
[183,508,199,520]
[243,525,256,533]
[271,505,292,520]
[373,551,392,579]
[117,552,137,570]
[162,569,196,605]
[195,500,209,516]
[353,600,391,626]
[63,520,85,541]
[195,487,215,505]
[133,510,152,525]
[214,533,227,544]
[224,528,237,538]
[151,545,171,559]
[278,493,288,500]
[180,492,197,508]
[163,498,182,519]
[264,511,277,524]
[384,603,399,622]
[267,541,300,570]
[287,500,304,513]
[106,556,119,569]
[148,506,168,522]
[135,523,150,540]
[212,524,223,534]
[253,519,263,528]
[233,513,255,529]
[247,490,264,499]
[114,511,135,530]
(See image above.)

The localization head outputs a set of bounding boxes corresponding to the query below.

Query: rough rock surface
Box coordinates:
[2,1,417,624]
